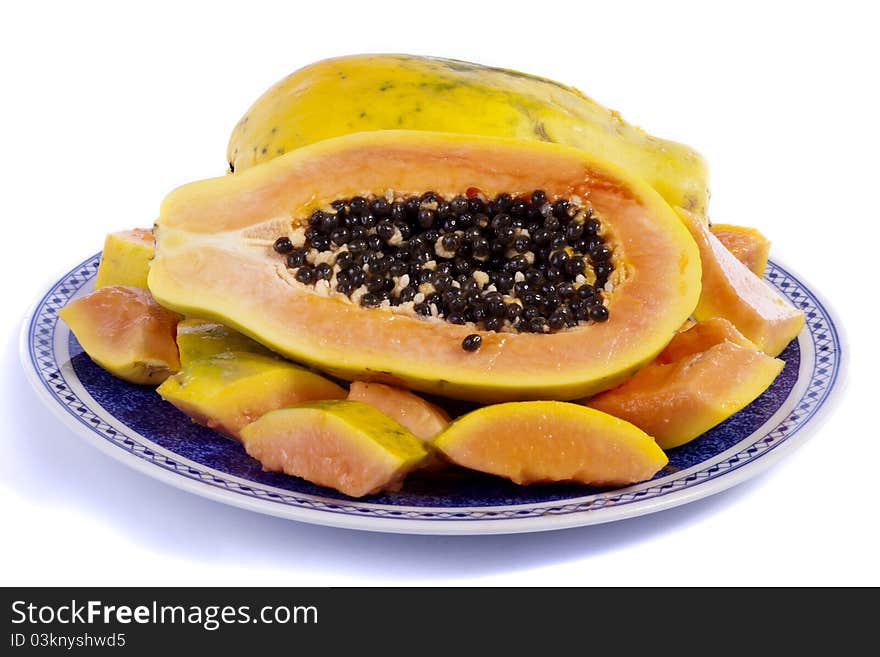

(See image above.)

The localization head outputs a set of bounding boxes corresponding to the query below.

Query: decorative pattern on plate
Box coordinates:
[22,254,842,534]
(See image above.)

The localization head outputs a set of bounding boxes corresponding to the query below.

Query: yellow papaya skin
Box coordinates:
[227,54,710,217]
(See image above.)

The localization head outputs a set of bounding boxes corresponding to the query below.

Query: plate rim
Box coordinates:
[20,254,846,535]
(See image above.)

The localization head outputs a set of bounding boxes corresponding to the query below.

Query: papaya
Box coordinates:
[433,401,668,486]
[149,130,701,403]
[175,317,274,367]
[94,228,154,289]
[227,54,710,218]
[678,208,804,356]
[585,318,784,449]
[239,400,430,497]
[710,224,770,277]
[347,381,450,441]
[58,285,180,385]
[156,351,346,440]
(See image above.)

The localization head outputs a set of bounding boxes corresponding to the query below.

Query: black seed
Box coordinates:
[434,274,453,292]
[445,195,466,215]
[417,268,434,285]
[310,235,330,251]
[370,197,390,216]
[467,197,485,214]
[505,303,523,321]
[577,284,596,299]
[442,216,459,232]
[548,311,567,331]
[335,251,353,268]
[418,208,436,228]
[509,198,527,217]
[286,249,307,268]
[505,254,529,272]
[424,229,440,244]
[531,190,547,205]
[586,293,605,306]
[565,222,584,243]
[549,250,569,269]
[545,266,564,282]
[314,263,332,280]
[389,261,408,277]
[565,257,585,277]
[525,270,544,286]
[532,228,552,245]
[273,236,293,254]
[350,226,367,240]
[349,196,367,214]
[487,298,507,318]
[360,292,380,307]
[484,317,502,332]
[447,313,465,325]
[398,286,416,303]
[336,281,353,295]
[434,261,453,276]
[590,245,612,261]
[471,237,490,258]
[414,301,432,316]
[494,193,513,212]
[390,202,407,222]
[348,238,367,254]
[421,191,440,205]
[589,305,609,322]
[368,256,389,274]
[584,218,600,236]
[376,220,395,242]
[436,202,453,219]
[557,282,575,299]
[367,235,383,251]
[321,213,340,232]
[348,268,366,287]
[552,199,570,219]
[527,316,547,333]
[295,266,316,284]
[462,334,482,351]
[309,210,327,227]
[494,271,514,292]
[330,227,351,245]
[595,262,613,279]
[331,199,346,211]
[448,294,467,313]
[513,237,531,253]
[543,214,560,231]
[404,197,421,218]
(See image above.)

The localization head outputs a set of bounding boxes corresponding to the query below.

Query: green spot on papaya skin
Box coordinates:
[533,121,554,143]
[359,111,367,119]
[379,82,394,91]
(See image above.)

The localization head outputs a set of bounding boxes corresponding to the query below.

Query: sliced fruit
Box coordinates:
[347,381,450,441]
[156,352,346,439]
[149,130,702,402]
[227,54,710,218]
[585,318,784,449]
[175,317,274,367]
[657,316,756,364]
[433,401,668,486]
[239,400,429,497]
[678,208,804,356]
[58,285,180,385]
[94,228,155,289]
[710,223,770,277]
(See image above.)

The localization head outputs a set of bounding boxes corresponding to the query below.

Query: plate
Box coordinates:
[21,254,843,534]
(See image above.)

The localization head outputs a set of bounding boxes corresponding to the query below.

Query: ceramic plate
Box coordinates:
[21,254,843,534]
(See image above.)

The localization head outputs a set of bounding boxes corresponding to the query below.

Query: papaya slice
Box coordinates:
[149,130,701,402]
[347,381,450,441]
[156,352,346,440]
[433,401,668,487]
[227,54,710,218]
[58,285,180,385]
[678,208,804,356]
[585,318,784,449]
[175,317,274,367]
[239,400,429,497]
[95,228,155,289]
[710,223,770,277]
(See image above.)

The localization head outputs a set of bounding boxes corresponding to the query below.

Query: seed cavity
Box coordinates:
[274,190,614,338]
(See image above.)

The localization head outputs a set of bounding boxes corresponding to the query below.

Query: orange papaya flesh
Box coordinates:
[710,223,770,277]
[148,130,702,403]
[58,285,180,385]
[585,318,784,449]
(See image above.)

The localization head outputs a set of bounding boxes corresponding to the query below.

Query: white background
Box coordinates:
[2,1,877,586]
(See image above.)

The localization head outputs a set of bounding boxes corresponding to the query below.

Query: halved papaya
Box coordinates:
[227,54,710,218]
[585,318,784,449]
[239,400,429,497]
[678,208,804,356]
[433,401,668,486]
[148,130,701,402]
[58,285,180,385]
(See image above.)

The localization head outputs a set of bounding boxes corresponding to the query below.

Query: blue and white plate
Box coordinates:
[21,255,843,534]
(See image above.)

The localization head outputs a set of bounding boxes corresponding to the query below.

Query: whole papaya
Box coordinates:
[227,54,710,217]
